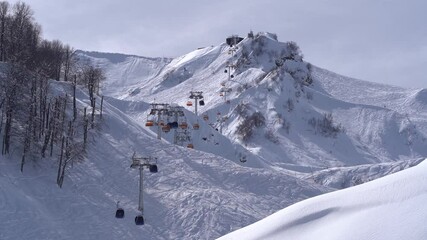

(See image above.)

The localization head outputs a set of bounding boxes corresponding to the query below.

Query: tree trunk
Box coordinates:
[73,75,77,121]
[57,135,65,186]
[100,96,104,119]
[91,98,95,128]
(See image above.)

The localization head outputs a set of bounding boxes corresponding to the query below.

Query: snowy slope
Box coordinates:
[0,80,329,240]
[76,50,171,98]
[81,32,427,169]
[218,158,427,240]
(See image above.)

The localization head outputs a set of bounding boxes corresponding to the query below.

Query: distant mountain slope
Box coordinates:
[76,50,171,98]
[218,158,427,240]
[80,32,427,169]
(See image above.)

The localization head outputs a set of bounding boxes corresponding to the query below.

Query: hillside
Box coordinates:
[81,32,427,170]
[0,80,329,240]
[1,32,426,240]
[76,50,172,98]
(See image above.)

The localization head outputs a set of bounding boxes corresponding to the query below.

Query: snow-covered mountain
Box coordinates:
[81,32,427,170]
[1,32,426,240]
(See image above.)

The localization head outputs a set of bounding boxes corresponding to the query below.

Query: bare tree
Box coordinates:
[0,1,9,62]
[80,65,105,108]
[7,2,36,64]
[0,2,41,67]
[36,39,65,80]
[62,44,75,82]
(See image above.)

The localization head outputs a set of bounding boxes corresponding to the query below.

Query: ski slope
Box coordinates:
[218,158,427,240]
[0,81,328,240]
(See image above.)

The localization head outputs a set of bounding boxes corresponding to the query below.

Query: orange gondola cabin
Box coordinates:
[145,120,154,127]
[179,122,188,129]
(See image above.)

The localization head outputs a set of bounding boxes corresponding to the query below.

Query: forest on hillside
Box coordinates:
[0,1,104,186]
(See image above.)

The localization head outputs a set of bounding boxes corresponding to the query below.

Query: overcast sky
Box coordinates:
[14,0,427,89]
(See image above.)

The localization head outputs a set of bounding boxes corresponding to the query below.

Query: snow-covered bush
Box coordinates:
[236,112,265,142]
[236,83,251,94]
[306,91,313,100]
[286,41,302,60]
[265,128,279,144]
[282,118,291,134]
[285,98,294,112]
[308,113,343,138]
[235,102,250,118]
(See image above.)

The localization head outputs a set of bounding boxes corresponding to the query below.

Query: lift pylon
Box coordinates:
[167,105,186,144]
[189,91,204,116]
[147,103,169,140]
[221,62,236,102]
[130,153,158,225]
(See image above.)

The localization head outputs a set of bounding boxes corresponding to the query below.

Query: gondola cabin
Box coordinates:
[179,122,188,129]
[145,120,154,127]
[149,164,158,173]
[199,100,205,106]
[115,208,124,218]
[168,121,179,129]
[135,215,144,225]
[186,101,193,106]
[162,125,171,133]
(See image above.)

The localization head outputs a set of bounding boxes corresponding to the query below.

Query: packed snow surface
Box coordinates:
[218,158,427,240]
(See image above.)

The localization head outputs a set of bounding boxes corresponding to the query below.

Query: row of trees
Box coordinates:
[0,1,105,187]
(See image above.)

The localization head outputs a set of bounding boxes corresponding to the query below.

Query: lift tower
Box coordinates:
[167,105,185,144]
[189,91,204,116]
[221,62,235,102]
[130,153,158,225]
[148,103,169,139]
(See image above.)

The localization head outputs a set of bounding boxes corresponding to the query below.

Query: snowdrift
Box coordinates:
[218,159,427,240]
